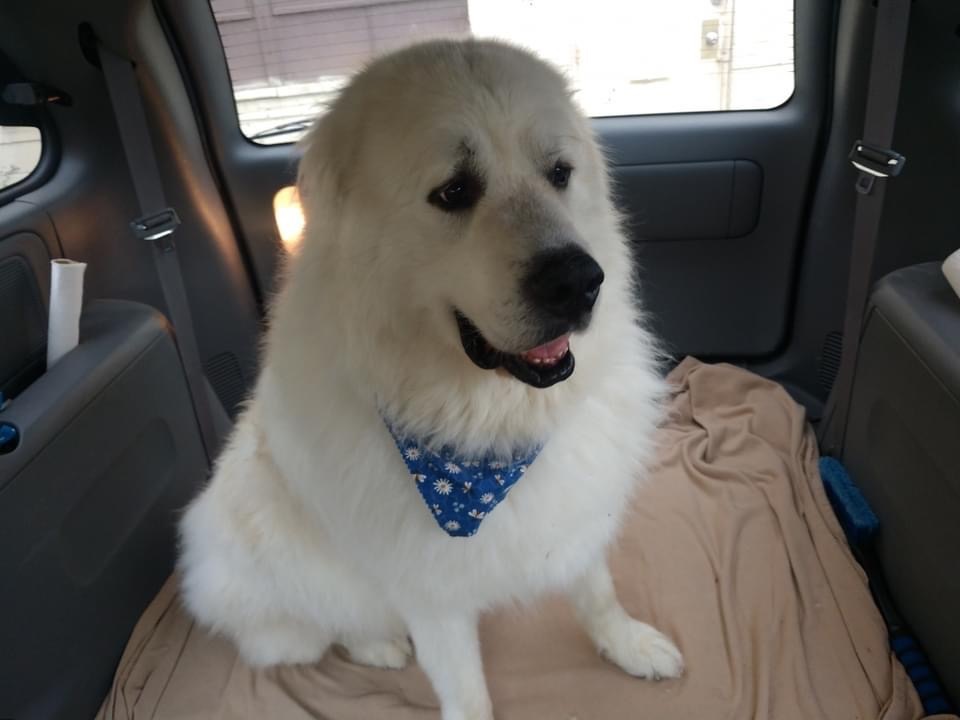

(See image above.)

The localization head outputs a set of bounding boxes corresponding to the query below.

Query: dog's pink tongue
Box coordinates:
[521,334,571,361]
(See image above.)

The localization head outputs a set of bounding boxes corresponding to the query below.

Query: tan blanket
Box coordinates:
[98,358,950,720]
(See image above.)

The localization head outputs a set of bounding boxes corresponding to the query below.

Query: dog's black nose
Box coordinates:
[523,246,605,325]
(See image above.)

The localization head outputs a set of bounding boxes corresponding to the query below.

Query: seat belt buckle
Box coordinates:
[849,141,905,194]
[131,208,180,252]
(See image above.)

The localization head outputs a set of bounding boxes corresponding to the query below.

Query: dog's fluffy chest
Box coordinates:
[257,366,657,611]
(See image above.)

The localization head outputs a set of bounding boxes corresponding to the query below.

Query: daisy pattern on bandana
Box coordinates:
[385,422,542,537]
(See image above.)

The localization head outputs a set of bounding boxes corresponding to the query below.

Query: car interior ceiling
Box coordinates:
[0,0,958,718]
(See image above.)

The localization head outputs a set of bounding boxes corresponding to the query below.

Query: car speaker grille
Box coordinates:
[204,351,247,418]
[818,331,843,393]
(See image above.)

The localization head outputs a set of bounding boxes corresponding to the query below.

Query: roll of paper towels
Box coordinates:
[47,259,87,369]
[944,248,960,302]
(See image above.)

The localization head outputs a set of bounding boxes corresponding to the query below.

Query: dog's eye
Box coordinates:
[549,161,573,190]
[428,172,482,212]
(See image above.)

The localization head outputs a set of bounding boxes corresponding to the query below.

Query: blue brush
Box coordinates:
[819,457,955,715]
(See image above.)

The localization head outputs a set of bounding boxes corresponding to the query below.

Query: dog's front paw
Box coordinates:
[593,618,684,680]
[343,635,413,670]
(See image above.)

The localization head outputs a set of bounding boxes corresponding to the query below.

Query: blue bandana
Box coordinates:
[385,423,542,537]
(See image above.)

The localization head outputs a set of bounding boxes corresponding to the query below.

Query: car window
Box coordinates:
[0,125,42,191]
[210,0,795,144]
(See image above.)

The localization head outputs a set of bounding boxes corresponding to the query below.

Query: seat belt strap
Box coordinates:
[819,0,911,455]
[98,43,220,465]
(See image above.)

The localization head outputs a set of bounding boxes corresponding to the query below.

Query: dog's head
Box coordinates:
[297,40,626,391]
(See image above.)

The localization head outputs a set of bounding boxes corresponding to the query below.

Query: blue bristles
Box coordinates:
[818,456,880,547]
[892,633,954,714]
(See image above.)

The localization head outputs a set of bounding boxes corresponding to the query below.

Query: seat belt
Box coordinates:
[818,0,911,456]
[96,41,220,465]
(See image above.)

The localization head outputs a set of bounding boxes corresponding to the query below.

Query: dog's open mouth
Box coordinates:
[455,312,575,389]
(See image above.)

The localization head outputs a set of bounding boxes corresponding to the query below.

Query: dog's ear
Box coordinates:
[296,115,347,227]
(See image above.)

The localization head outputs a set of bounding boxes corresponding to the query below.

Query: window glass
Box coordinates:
[210,0,795,144]
[0,125,42,190]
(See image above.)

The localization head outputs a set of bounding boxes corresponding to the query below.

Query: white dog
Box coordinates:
[178,39,683,720]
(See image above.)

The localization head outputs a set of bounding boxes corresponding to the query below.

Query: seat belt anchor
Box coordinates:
[849,141,905,195]
[131,208,181,252]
